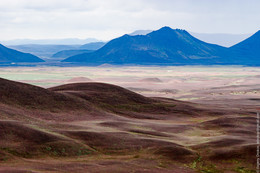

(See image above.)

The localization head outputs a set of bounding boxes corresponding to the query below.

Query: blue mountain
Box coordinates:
[52,49,94,59]
[79,42,106,50]
[63,27,232,65]
[0,44,44,63]
[230,31,260,65]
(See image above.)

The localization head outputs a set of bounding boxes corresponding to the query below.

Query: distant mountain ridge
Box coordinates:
[51,42,106,60]
[8,44,81,60]
[0,44,44,63]
[129,30,152,36]
[52,49,94,59]
[129,29,250,47]
[63,27,260,66]
[79,42,106,50]
[1,27,259,66]
[63,27,231,65]
[2,38,100,45]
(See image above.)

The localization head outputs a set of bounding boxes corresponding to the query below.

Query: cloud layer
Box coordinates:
[0,0,259,40]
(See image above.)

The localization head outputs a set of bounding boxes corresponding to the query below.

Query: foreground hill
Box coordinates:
[0,77,91,111]
[63,27,232,65]
[0,44,44,63]
[0,78,256,172]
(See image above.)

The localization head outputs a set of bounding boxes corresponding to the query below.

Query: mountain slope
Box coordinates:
[52,49,94,59]
[63,27,230,65]
[0,44,44,63]
[79,42,106,50]
[230,31,260,64]
[190,32,251,47]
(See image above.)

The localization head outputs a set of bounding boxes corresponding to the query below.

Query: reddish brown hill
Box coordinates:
[0,78,90,111]
[49,82,152,105]
[49,82,215,119]
[0,121,93,159]
[49,83,185,118]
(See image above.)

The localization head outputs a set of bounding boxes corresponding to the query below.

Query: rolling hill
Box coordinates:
[63,27,231,65]
[0,44,44,63]
[0,77,256,172]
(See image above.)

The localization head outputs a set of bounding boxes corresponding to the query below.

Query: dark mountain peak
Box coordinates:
[159,26,173,31]
[154,26,187,34]
[148,27,190,40]
[151,26,174,34]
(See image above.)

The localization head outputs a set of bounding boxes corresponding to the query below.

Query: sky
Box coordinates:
[0,0,259,41]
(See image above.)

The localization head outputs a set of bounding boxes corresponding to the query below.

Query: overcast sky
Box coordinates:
[0,0,259,41]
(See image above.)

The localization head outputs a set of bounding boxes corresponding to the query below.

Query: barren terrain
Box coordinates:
[0,66,259,172]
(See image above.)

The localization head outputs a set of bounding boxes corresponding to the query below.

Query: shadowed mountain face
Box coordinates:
[0,44,44,63]
[63,27,231,65]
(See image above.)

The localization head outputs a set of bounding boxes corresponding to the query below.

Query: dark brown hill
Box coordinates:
[49,82,152,105]
[0,78,89,111]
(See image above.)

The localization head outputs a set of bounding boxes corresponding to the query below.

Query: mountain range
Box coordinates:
[51,42,106,60]
[128,30,251,47]
[63,27,259,65]
[6,42,106,61]
[0,27,259,65]
[52,49,94,60]
[8,44,81,60]
[1,38,100,45]
[63,27,227,65]
[0,44,44,63]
